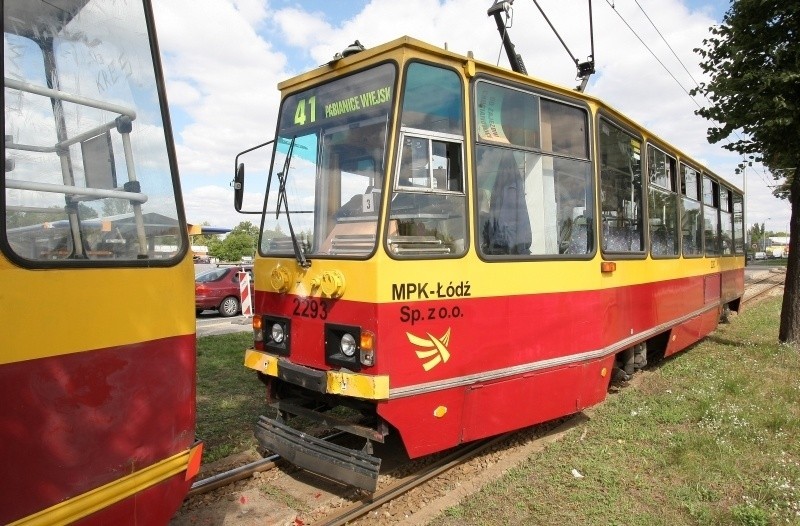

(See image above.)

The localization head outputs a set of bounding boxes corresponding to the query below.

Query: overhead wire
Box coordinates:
[634,0,703,92]
[606,0,776,190]
[604,0,702,110]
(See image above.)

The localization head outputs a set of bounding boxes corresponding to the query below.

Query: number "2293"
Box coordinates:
[292,297,328,319]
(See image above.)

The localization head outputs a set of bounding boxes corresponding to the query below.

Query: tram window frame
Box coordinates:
[719,185,733,255]
[2,4,188,269]
[386,60,468,260]
[703,175,721,256]
[394,132,464,193]
[472,77,594,260]
[646,144,679,259]
[732,191,745,255]
[679,163,704,258]
[598,117,645,257]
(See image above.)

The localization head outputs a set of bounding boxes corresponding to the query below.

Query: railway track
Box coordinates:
[315,435,507,526]
[742,268,786,307]
[186,430,346,498]
[181,270,786,520]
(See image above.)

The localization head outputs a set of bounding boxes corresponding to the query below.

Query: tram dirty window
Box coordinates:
[388,62,466,258]
[680,164,703,257]
[719,186,733,255]
[599,120,644,253]
[703,175,721,256]
[646,145,679,258]
[401,63,463,134]
[474,81,592,258]
[3,5,184,264]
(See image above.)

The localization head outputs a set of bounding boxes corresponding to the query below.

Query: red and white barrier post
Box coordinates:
[238,271,252,317]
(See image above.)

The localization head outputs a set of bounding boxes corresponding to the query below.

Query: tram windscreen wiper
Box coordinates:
[275,136,311,268]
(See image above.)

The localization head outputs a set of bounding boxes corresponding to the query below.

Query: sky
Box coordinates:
[151,0,792,234]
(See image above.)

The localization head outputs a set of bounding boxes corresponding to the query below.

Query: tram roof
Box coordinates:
[277,36,741,194]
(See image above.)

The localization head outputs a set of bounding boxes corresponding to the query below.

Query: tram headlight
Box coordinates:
[325,323,362,371]
[340,333,357,357]
[262,315,290,356]
[271,323,285,344]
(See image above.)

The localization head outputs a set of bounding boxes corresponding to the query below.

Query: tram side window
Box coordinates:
[703,175,721,255]
[680,164,703,257]
[474,81,593,258]
[719,186,733,255]
[599,120,644,253]
[733,192,744,255]
[388,62,466,257]
[3,10,184,264]
[646,145,679,257]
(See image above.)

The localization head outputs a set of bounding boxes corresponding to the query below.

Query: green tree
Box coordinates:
[192,221,217,247]
[748,222,766,251]
[212,232,254,262]
[6,204,98,228]
[692,0,800,345]
[207,221,258,262]
[229,221,260,239]
[101,198,132,217]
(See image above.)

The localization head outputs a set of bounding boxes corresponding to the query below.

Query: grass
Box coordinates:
[438,296,800,526]
[195,332,263,463]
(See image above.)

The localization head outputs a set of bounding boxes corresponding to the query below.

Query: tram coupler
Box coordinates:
[254,415,381,491]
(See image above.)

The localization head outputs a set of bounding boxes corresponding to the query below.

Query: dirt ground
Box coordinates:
[172,414,590,525]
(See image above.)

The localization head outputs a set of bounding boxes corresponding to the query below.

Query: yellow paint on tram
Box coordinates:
[0,256,196,365]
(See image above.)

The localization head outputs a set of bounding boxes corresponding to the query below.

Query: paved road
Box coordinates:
[196,313,251,337]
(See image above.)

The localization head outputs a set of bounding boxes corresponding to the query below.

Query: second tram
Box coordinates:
[2,1,201,523]
[236,35,745,491]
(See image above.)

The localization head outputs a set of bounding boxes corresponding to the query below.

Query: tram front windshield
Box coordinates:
[260,64,395,258]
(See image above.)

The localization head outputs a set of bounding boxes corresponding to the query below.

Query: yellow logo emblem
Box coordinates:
[407,328,451,371]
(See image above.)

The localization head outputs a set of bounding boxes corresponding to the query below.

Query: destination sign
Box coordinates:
[323,86,392,119]
[281,64,396,132]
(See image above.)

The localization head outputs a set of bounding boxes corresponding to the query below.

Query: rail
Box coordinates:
[742,268,786,307]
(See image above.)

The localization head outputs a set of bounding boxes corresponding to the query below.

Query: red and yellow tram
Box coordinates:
[236,35,744,491]
[2,1,200,523]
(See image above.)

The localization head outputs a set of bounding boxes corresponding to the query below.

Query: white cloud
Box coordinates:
[153,0,286,180]
[164,80,203,107]
[273,7,334,49]
[183,184,263,229]
[153,0,791,232]
[232,0,269,25]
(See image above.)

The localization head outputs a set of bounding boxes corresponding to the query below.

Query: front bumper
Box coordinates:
[244,349,390,400]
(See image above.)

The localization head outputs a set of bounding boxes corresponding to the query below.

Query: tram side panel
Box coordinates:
[376,268,613,457]
[378,261,737,456]
[721,265,745,305]
[0,265,198,525]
